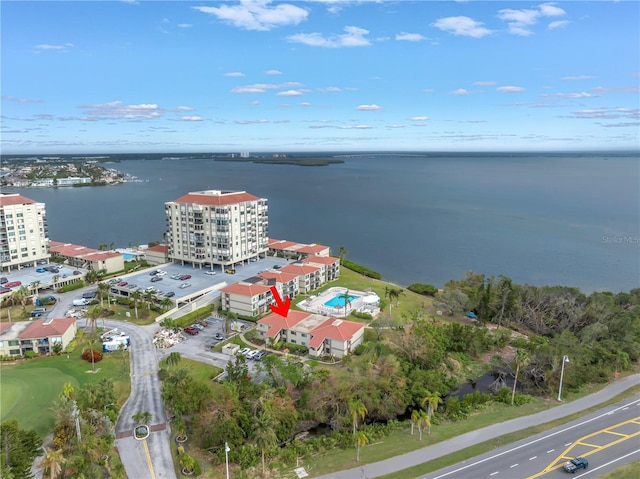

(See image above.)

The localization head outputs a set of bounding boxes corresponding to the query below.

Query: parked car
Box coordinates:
[564,458,588,473]
[171,274,182,280]
[156,270,167,276]
[0,277,7,284]
[184,326,199,335]
[37,260,47,265]
[127,284,137,289]
[180,283,191,289]
[118,282,128,287]
[214,333,225,341]
[246,349,260,360]
[82,291,97,299]
[0,287,11,294]
[145,286,156,292]
[108,279,120,285]
[180,275,192,281]
[205,270,216,275]
[5,281,21,288]
[237,347,251,356]
[150,276,163,282]
[36,268,47,273]
[225,269,236,274]
[73,270,82,275]
[164,292,175,298]
[192,323,204,331]
[254,351,269,361]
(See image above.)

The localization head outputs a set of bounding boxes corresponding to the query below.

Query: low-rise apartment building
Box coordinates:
[220,281,277,318]
[268,239,330,259]
[279,263,323,293]
[257,311,364,358]
[49,241,124,274]
[0,317,77,357]
[301,256,340,283]
[144,244,169,265]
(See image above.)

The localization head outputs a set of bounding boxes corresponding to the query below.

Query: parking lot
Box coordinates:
[1,262,86,296]
[107,256,290,304]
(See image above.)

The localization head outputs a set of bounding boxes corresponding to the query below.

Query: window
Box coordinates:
[8,340,19,346]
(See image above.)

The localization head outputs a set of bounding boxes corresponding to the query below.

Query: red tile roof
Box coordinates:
[279,264,320,275]
[49,242,121,261]
[0,193,36,206]
[303,256,339,266]
[172,191,260,206]
[296,244,329,254]
[307,318,364,348]
[146,244,169,253]
[257,270,298,283]
[257,311,311,338]
[21,317,76,340]
[0,322,13,334]
[268,239,298,250]
[221,282,271,296]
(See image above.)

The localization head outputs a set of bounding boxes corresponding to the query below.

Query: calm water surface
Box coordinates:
[13,153,640,293]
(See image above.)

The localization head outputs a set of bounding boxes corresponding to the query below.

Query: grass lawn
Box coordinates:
[159,356,224,382]
[599,461,640,479]
[300,382,640,478]
[292,267,435,324]
[0,338,131,438]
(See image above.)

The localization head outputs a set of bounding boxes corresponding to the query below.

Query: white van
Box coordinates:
[73,299,90,307]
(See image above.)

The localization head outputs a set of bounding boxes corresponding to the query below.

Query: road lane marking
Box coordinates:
[529,456,537,460]
[510,464,518,468]
[564,442,572,446]
[578,449,640,476]
[622,407,629,410]
[546,449,554,453]
[525,416,640,479]
[142,438,156,479]
[428,399,640,479]
[490,472,498,476]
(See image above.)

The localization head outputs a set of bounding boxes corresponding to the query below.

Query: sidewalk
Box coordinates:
[314,373,640,479]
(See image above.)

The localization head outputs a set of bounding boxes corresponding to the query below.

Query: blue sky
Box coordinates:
[2,0,639,154]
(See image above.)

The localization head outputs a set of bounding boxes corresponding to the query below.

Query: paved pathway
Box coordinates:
[313,374,640,479]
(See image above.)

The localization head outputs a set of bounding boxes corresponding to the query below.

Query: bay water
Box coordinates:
[12,152,639,293]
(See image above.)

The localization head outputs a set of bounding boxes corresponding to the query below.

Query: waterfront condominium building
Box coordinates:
[165,190,268,269]
[0,193,49,272]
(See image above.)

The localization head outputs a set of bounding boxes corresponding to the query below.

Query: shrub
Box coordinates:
[353,343,366,355]
[81,349,103,363]
[23,350,37,359]
[351,311,373,320]
[340,259,381,279]
[56,280,84,293]
[408,283,439,296]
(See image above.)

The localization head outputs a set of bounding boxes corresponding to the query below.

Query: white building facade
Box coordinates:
[165,190,269,269]
[0,193,49,271]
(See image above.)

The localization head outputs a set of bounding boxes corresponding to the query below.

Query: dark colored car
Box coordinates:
[82,291,97,299]
[564,458,588,473]
[214,333,225,341]
[0,287,11,294]
[180,274,192,281]
[164,292,175,298]
[5,281,21,288]
[184,326,199,335]
[151,276,162,282]
[73,270,82,275]
[0,277,7,284]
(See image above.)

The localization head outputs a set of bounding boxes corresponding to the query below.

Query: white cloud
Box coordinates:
[548,20,569,30]
[225,72,245,77]
[266,69,282,75]
[287,26,371,48]
[193,1,308,31]
[35,44,71,50]
[395,32,426,42]
[276,90,303,96]
[451,88,470,95]
[497,86,525,93]
[317,86,341,92]
[408,116,429,121]
[340,125,373,129]
[355,104,382,111]
[562,75,594,80]
[498,3,566,36]
[2,95,43,103]
[78,101,162,119]
[175,106,195,111]
[231,82,303,93]
[387,124,406,129]
[473,81,496,86]
[590,86,639,93]
[299,102,312,107]
[432,16,493,38]
[555,92,596,99]
[179,116,202,121]
[234,119,270,124]
[178,24,193,28]
[249,100,261,106]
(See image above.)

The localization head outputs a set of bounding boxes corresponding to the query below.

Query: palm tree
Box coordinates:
[97,282,109,308]
[14,285,31,311]
[337,289,352,316]
[254,412,278,477]
[131,411,147,424]
[87,305,101,333]
[160,297,173,311]
[421,392,443,435]
[141,411,153,425]
[40,448,65,479]
[179,453,196,475]
[417,410,430,440]
[85,337,98,371]
[61,382,75,400]
[348,399,367,435]
[338,245,348,263]
[511,349,530,405]
[144,290,156,309]
[165,352,181,372]
[384,287,393,313]
[410,409,420,436]
[130,290,141,320]
[355,430,369,462]
[30,280,41,297]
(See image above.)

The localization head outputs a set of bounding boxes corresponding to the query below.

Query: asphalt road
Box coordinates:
[424,397,640,479]
[314,374,640,479]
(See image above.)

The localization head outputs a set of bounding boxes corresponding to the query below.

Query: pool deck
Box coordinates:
[297,286,380,318]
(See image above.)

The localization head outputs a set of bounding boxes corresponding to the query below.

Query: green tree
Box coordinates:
[421,392,443,435]
[160,297,173,311]
[511,349,530,405]
[87,305,101,333]
[179,453,196,474]
[61,382,75,400]
[165,352,181,372]
[253,413,278,477]
[355,430,369,462]
[338,245,348,263]
[40,448,65,479]
[417,410,430,440]
[0,419,43,479]
[348,399,367,435]
[410,409,420,436]
[338,289,352,315]
[129,290,141,320]
[97,282,110,309]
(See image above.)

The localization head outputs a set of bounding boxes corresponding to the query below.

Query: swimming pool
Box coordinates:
[324,294,359,308]
[123,253,138,260]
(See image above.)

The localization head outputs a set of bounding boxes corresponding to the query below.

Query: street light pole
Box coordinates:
[225,442,230,479]
[557,355,569,401]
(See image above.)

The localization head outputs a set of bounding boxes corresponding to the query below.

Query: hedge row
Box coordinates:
[407,283,439,296]
[340,259,381,279]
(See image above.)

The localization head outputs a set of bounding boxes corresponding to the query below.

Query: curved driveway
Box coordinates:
[314,374,640,479]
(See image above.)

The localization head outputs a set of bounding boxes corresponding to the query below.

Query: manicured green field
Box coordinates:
[0,347,131,437]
